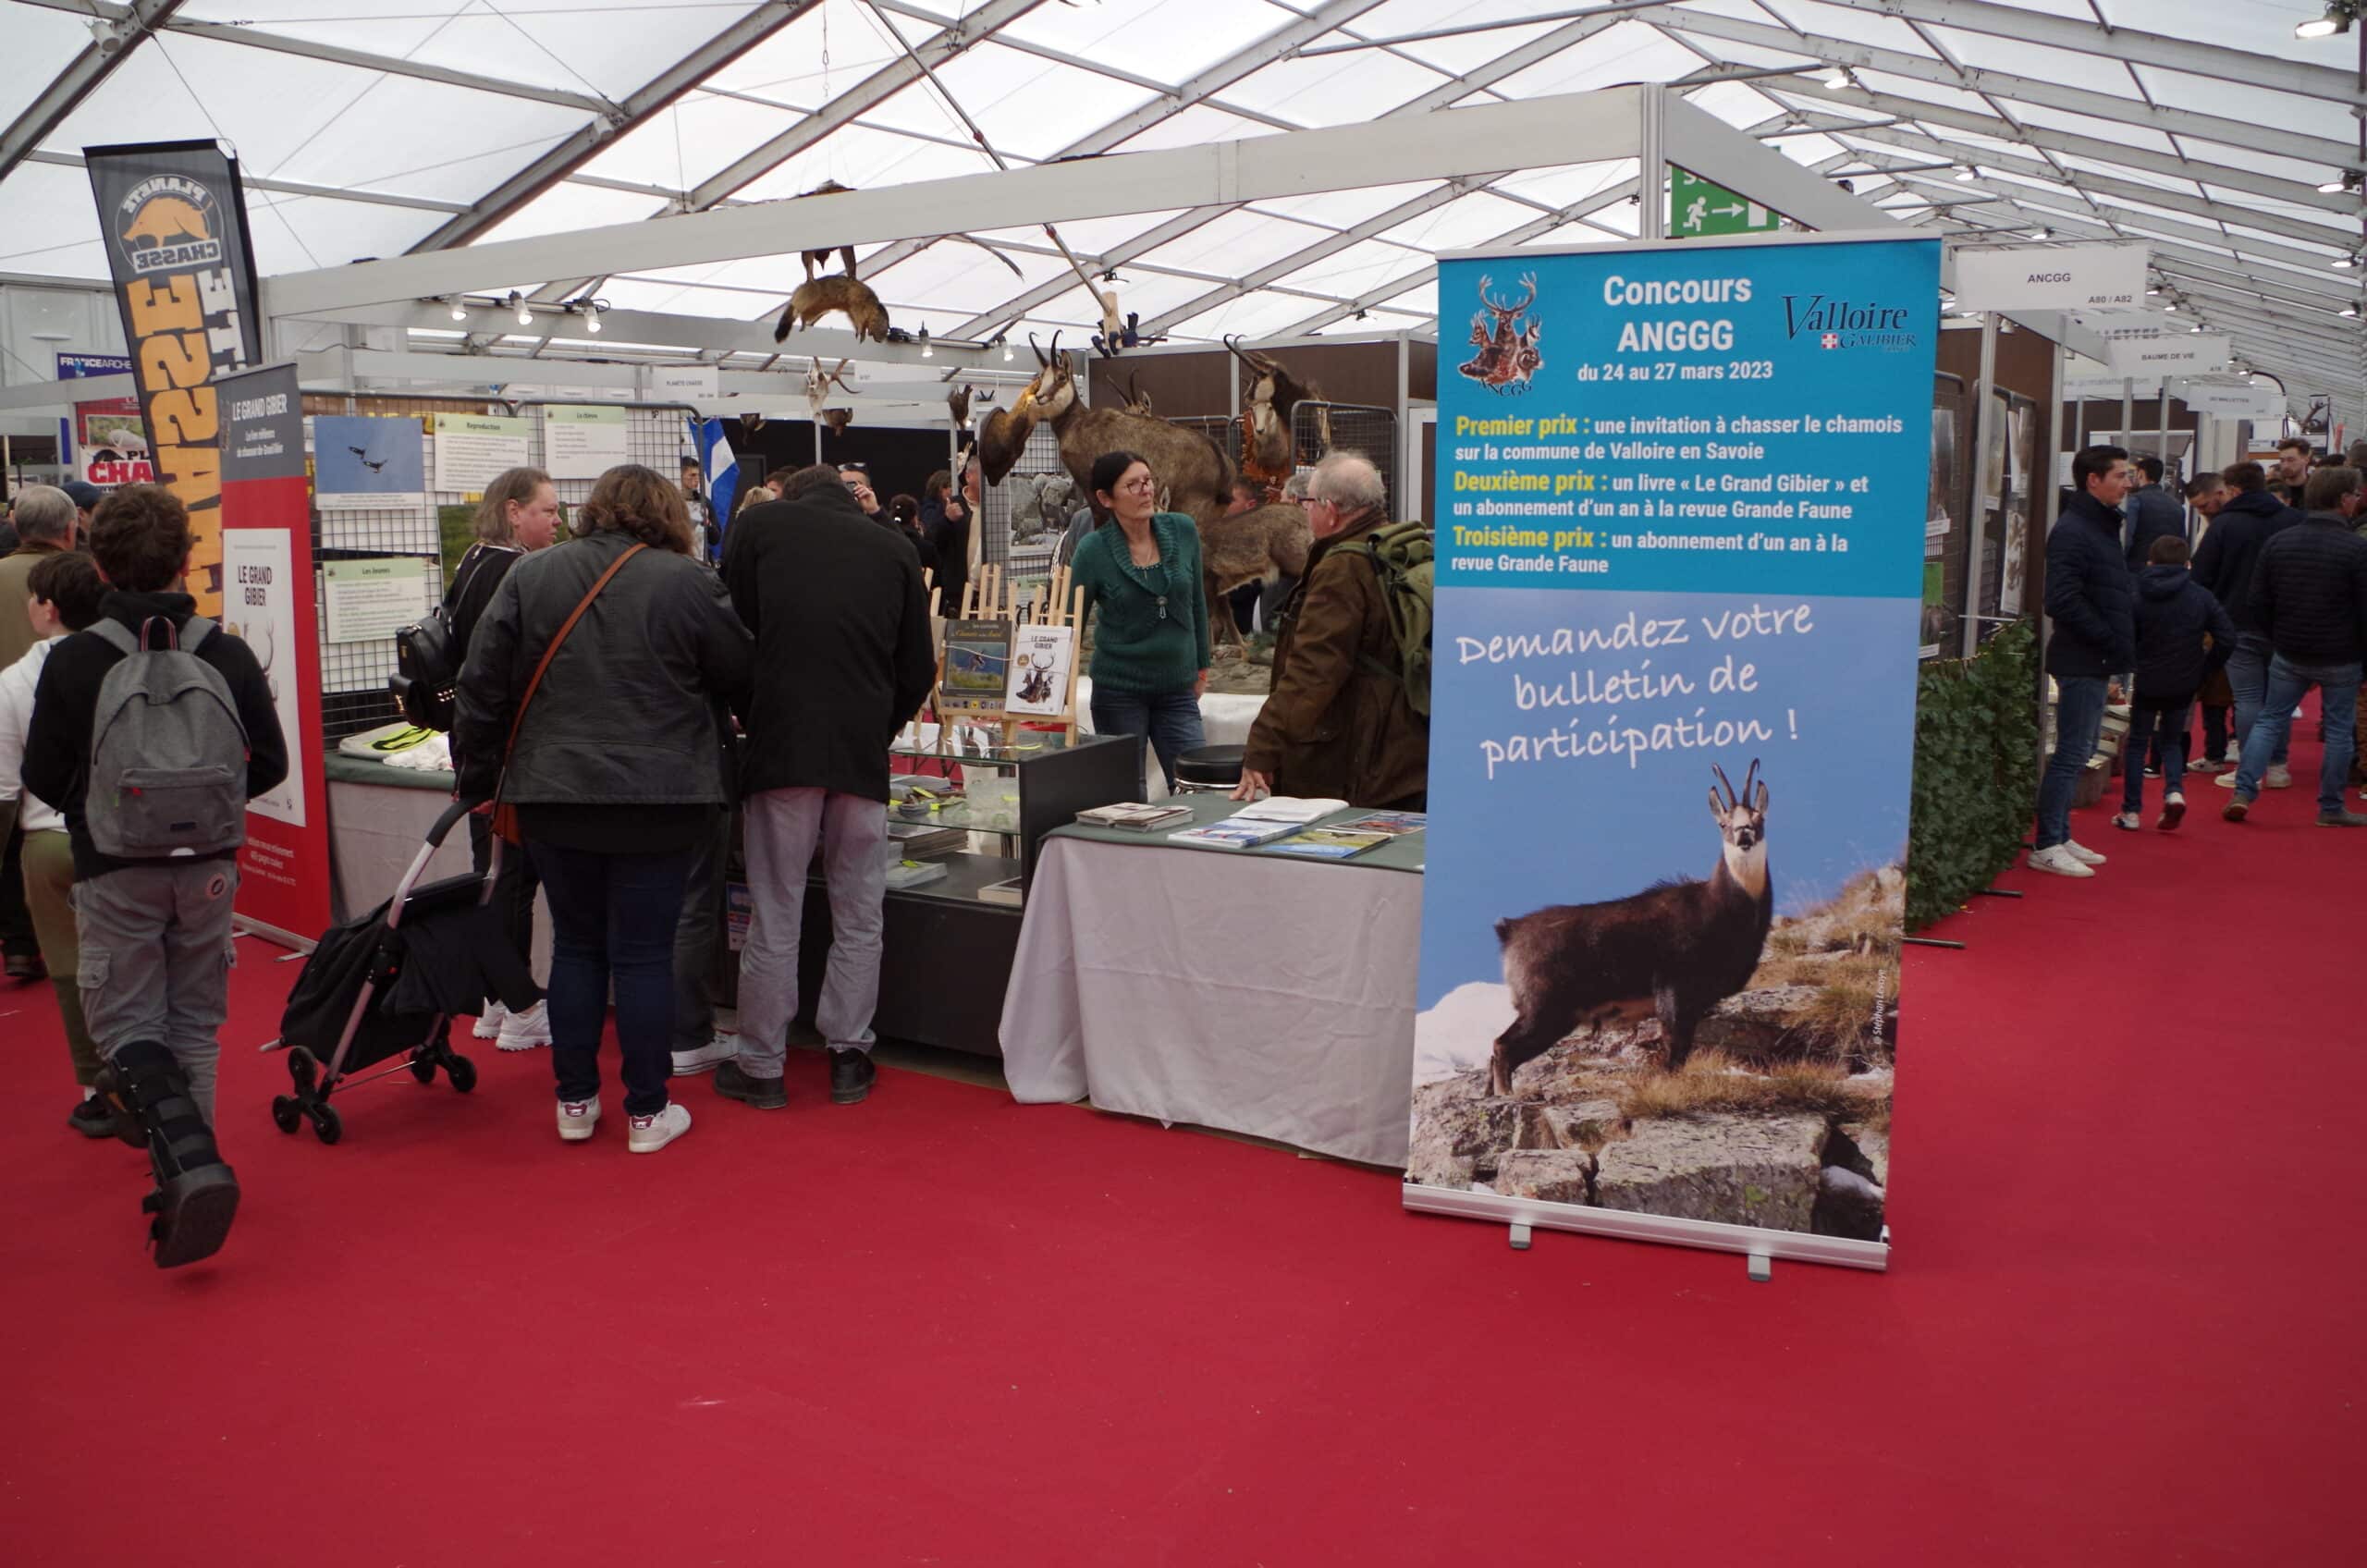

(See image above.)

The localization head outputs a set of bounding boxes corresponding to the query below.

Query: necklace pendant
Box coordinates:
[1157,595,1168,620]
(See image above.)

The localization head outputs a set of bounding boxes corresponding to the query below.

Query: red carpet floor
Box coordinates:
[4,731,2361,1565]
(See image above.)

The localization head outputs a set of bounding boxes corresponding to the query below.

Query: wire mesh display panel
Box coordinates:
[1294,401,1399,508]
[978,421,1068,610]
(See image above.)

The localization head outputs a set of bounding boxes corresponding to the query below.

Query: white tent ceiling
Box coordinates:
[3,0,2362,400]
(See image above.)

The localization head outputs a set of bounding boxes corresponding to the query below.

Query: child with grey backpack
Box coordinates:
[22,485,287,1268]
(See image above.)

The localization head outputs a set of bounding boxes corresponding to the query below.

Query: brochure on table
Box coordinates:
[1406,231,1932,1271]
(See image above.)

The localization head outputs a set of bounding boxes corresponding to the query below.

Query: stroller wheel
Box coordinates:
[446,1055,479,1094]
[271,1096,301,1134]
[311,1104,343,1145]
[408,1053,437,1084]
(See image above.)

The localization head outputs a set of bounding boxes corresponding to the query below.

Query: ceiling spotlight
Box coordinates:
[508,290,530,326]
[1955,165,1976,182]
[2297,6,2355,40]
[2337,254,2359,269]
[2165,301,2177,312]
[919,324,933,360]
[448,298,468,322]
[1821,67,1850,91]
[2146,285,2161,297]
[2032,227,2053,241]
[2189,323,2202,333]
[584,306,602,335]
[2344,304,2361,318]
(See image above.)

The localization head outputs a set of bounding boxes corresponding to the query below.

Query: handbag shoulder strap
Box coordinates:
[498,543,646,770]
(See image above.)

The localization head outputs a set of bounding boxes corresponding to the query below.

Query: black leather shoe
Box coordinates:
[5,952,44,983]
[713,1060,787,1109]
[68,1097,117,1138]
[829,1048,876,1105]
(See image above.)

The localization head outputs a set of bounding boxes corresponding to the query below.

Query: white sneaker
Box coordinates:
[670,1029,739,1076]
[2265,765,2293,790]
[472,1002,506,1040]
[2224,744,2241,765]
[2062,839,2106,866]
[2028,844,2096,878]
[497,999,551,1052]
[2109,812,2142,831]
[628,1101,692,1154]
[2213,769,2241,789]
[557,1097,600,1142]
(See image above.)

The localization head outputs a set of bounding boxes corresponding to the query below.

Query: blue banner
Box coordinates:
[1407,235,1936,1260]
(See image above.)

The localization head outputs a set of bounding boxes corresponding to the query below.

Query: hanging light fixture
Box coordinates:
[2297,4,2356,40]
[1955,165,1976,182]
[919,325,933,360]
[448,297,469,322]
[584,302,602,335]
[509,290,531,326]
[1821,66,1850,91]
[2336,254,2359,270]
[2344,304,2361,318]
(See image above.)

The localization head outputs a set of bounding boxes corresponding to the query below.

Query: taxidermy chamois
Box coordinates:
[1488,762,1774,1096]
[774,275,890,344]
[1225,336,1328,486]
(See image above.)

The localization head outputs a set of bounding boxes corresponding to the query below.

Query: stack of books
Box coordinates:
[887,822,966,858]
[1076,802,1195,831]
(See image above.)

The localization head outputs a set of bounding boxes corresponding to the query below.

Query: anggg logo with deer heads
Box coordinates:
[1457,273,1542,395]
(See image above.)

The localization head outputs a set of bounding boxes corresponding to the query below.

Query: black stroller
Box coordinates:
[267,799,537,1145]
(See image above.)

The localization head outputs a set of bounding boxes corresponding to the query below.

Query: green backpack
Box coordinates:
[1354,520,1435,718]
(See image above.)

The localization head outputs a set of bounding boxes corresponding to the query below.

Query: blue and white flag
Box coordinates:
[688,416,741,559]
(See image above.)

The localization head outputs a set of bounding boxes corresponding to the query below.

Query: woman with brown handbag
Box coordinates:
[454,465,754,1154]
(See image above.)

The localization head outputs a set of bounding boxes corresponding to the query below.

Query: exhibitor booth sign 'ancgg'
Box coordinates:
[84,141,264,619]
[1409,232,1938,1271]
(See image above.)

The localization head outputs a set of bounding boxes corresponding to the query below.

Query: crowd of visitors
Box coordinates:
[2035,443,2367,877]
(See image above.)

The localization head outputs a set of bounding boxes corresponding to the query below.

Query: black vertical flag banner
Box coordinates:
[84,140,264,618]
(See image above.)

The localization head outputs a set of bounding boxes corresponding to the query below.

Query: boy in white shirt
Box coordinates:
[0,549,108,1133]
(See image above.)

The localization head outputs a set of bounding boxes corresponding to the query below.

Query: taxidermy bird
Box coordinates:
[948,384,975,431]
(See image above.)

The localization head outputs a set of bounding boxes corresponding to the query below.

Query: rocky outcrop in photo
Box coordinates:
[1408,867,1901,1239]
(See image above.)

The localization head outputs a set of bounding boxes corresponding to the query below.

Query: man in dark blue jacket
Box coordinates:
[2194,460,2303,789]
[2224,465,2367,827]
[2032,445,2136,877]
[2123,455,2187,570]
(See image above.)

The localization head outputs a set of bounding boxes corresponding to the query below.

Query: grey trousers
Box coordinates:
[672,806,732,1052]
[737,788,888,1072]
[74,860,238,1128]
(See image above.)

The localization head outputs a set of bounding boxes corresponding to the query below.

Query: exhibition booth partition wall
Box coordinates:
[1409,233,1936,1270]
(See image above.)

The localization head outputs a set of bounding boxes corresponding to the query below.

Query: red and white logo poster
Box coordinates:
[216,361,331,949]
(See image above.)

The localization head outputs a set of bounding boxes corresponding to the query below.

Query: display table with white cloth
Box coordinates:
[999,794,1421,1167]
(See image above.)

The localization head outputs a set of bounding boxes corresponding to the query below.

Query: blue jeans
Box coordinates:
[524,840,693,1117]
[2226,636,2289,766]
[2122,700,2190,812]
[2233,655,2363,814]
[1090,687,1207,794]
[2036,675,2109,851]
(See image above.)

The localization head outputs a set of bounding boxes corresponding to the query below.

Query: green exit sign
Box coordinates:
[1670,168,1782,239]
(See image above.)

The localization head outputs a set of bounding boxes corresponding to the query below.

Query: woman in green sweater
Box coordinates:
[1070,448,1210,792]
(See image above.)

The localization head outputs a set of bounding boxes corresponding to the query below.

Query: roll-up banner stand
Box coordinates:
[83,140,264,620]
[1409,232,1937,1271]
[217,361,331,951]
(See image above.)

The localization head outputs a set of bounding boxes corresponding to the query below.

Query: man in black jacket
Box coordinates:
[2195,461,2304,790]
[716,478,934,1109]
[2031,446,2136,877]
[2224,465,2367,827]
[21,485,287,1266]
[2123,455,2186,570]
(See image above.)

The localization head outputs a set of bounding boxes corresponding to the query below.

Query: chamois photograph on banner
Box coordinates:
[1413,233,1937,1257]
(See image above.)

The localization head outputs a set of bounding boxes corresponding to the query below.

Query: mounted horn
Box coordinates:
[1740,757,1761,806]
[1028,331,1047,367]
[1047,329,1063,362]
[1710,763,1738,809]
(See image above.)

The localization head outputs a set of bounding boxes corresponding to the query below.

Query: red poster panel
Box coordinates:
[217,363,331,949]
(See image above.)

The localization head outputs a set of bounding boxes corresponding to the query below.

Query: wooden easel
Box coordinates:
[930,564,1085,749]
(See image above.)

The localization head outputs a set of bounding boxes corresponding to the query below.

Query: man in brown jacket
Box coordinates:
[1236,453,1428,809]
[0,484,79,981]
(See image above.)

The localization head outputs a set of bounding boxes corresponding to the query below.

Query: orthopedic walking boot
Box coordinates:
[100,1041,239,1268]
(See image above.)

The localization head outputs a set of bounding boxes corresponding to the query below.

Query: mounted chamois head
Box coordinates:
[1226,336,1321,472]
[821,408,853,435]
[1012,331,1080,421]
[775,275,890,343]
[1121,372,1154,417]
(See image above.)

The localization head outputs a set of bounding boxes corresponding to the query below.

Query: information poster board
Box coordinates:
[323,557,430,644]
[56,352,152,490]
[544,404,629,480]
[1407,232,1935,1269]
[218,362,332,948]
[314,414,425,509]
[431,413,532,493]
